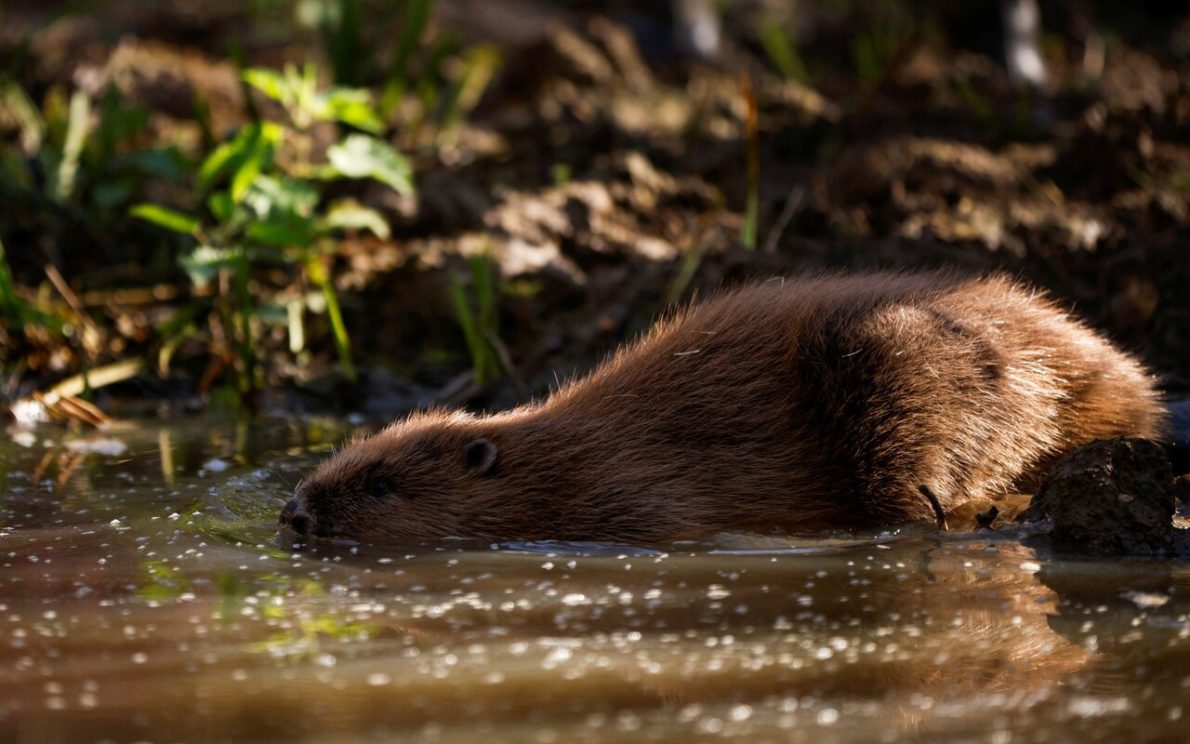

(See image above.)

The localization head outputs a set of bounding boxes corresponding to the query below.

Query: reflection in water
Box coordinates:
[0,416,1187,742]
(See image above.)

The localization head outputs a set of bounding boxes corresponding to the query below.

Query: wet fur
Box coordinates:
[291,273,1166,542]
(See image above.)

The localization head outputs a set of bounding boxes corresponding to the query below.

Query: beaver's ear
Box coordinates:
[463,437,498,475]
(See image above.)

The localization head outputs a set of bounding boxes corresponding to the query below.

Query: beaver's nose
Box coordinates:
[279,497,315,537]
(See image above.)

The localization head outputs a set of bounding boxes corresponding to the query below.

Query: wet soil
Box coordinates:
[1,1,1188,410]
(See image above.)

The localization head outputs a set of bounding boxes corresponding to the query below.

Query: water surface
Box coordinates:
[1,416,1188,743]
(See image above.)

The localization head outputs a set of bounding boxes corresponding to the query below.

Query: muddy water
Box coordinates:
[1,417,1188,743]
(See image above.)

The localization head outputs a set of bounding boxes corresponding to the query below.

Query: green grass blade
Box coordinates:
[232,245,255,395]
[1,81,45,153]
[470,255,499,381]
[323,0,365,86]
[0,236,21,322]
[741,75,760,250]
[53,89,90,202]
[305,254,356,382]
[320,279,356,383]
[757,21,810,83]
[381,0,437,115]
[449,272,487,385]
[130,204,201,235]
[440,44,501,141]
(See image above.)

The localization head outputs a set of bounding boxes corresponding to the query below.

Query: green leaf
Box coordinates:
[242,68,289,105]
[179,245,235,287]
[325,134,414,196]
[243,175,319,218]
[131,204,201,235]
[246,60,383,132]
[319,200,390,239]
[199,122,281,198]
[230,153,264,202]
[207,191,235,222]
[321,88,383,132]
[199,133,246,188]
[246,216,315,247]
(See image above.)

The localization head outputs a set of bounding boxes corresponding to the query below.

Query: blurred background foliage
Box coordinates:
[0,0,1187,416]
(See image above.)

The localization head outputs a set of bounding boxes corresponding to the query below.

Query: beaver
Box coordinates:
[280,272,1166,543]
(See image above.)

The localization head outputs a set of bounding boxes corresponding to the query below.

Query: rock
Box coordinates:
[1175,474,1190,507]
[1023,438,1177,557]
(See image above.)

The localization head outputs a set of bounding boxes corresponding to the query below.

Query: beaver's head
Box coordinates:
[279,411,501,542]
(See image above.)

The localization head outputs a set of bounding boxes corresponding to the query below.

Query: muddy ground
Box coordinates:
[1,0,1188,415]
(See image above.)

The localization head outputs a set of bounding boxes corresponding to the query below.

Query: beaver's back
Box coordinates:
[538,273,1164,531]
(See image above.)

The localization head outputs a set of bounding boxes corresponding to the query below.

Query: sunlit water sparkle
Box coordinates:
[1,416,1188,743]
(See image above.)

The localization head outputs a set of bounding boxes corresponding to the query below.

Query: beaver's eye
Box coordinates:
[368,477,390,497]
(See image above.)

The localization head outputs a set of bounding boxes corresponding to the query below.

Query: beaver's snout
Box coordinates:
[279,496,316,537]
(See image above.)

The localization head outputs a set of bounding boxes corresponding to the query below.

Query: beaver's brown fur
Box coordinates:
[281,273,1166,543]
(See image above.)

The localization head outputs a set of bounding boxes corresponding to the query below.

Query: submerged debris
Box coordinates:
[1022,438,1188,558]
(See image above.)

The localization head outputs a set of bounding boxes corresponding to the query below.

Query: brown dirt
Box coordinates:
[1,1,1188,412]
